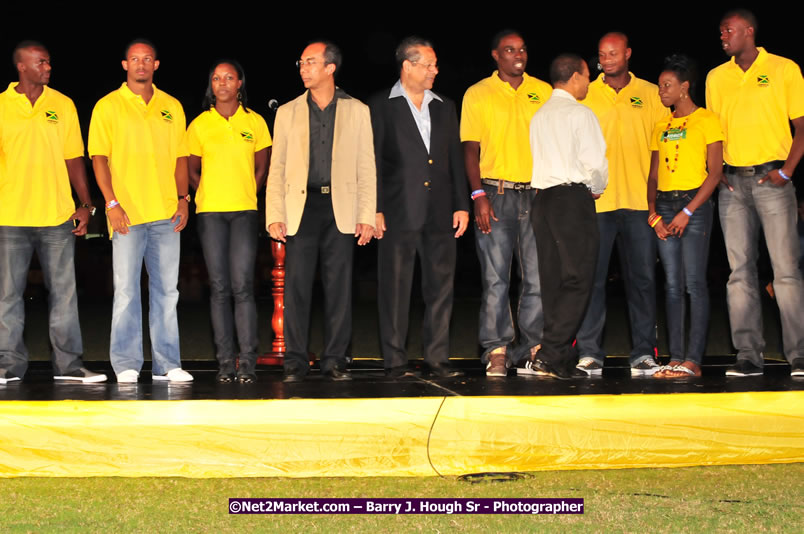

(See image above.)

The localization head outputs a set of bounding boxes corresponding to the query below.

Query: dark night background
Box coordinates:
[2,4,801,359]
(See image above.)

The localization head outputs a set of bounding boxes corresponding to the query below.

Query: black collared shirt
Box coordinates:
[307,88,351,188]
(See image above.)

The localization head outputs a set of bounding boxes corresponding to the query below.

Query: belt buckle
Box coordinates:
[497,180,504,195]
[321,186,330,194]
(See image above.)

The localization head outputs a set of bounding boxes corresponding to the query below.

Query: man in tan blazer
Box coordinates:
[267,41,376,382]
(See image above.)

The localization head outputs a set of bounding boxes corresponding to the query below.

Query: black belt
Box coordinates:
[723,160,783,177]
[657,188,699,200]
[309,185,331,194]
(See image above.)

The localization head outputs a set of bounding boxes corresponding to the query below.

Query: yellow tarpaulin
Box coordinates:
[0,392,801,477]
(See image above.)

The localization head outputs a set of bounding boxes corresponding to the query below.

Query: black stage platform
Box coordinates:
[3,357,802,401]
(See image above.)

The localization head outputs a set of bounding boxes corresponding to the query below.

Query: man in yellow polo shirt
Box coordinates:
[461,29,551,377]
[0,41,105,384]
[89,39,192,384]
[575,32,667,377]
[706,9,804,377]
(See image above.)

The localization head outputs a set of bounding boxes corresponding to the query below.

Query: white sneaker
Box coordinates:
[153,368,193,382]
[0,374,21,385]
[116,370,139,383]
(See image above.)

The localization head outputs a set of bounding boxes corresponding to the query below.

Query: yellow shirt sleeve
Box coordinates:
[63,100,84,159]
[784,61,804,119]
[88,99,112,158]
[186,116,202,157]
[459,87,483,143]
[254,112,272,152]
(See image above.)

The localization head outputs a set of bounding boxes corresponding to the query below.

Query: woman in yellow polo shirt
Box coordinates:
[647,55,724,378]
[187,60,271,383]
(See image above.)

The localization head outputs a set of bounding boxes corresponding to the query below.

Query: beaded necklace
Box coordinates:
[662,116,688,173]
[662,107,698,173]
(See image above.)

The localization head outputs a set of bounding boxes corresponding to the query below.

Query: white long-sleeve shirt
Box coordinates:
[530,88,608,195]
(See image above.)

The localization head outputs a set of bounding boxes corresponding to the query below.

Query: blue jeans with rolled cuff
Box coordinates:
[655,189,713,365]
[474,182,542,363]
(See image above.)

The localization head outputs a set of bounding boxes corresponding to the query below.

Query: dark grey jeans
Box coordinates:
[197,211,259,372]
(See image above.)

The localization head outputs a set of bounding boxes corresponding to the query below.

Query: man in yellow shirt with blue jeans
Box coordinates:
[89,39,192,383]
[0,41,105,384]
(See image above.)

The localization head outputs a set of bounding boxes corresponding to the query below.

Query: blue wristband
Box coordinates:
[778,169,791,181]
[682,207,693,217]
[471,189,486,200]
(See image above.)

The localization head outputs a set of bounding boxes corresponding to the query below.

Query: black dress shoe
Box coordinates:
[322,368,352,381]
[530,359,574,380]
[237,372,257,384]
[386,365,419,379]
[427,362,465,378]
[282,368,307,383]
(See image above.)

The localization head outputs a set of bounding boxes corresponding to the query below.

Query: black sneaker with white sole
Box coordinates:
[630,358,660,377]
[54,367,108,383]
[790,358,804,377]
[725,359,763,377]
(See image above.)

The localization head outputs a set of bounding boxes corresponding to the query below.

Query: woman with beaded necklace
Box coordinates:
[647,54,724,378]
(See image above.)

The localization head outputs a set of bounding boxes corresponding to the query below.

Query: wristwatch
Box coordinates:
[80,203,97,216]
[179,194,192,203]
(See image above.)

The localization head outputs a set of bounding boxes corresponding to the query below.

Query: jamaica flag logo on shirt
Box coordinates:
[757,75,769,87]
[527,93,541,103]
[630,97,643,108]
[160,110,173,122]
[45,110,59,123]
[240,130,254,142]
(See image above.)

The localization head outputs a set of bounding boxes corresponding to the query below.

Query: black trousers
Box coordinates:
[530,184,599,372]
[378,226,456,369]
[284,193,353,372]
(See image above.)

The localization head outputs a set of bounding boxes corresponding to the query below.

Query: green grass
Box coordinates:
[1,464,801,533]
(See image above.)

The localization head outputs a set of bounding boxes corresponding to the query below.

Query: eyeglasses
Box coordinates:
[411,61,438,72]
[296,58,320,69]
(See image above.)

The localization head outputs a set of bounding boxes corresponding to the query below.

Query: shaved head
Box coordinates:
[598,32,631,79]
[599,32,628,49]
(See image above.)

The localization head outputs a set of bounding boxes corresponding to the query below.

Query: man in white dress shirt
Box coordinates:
[529,54,608,379]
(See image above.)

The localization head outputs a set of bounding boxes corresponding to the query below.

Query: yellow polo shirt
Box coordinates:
[0,83,84,226]
[186,106,271,213]
[705,48,804,166]
[88,83,187,226]
[651,108,724,191]
[582,73,668,212]
[461,71,552,183]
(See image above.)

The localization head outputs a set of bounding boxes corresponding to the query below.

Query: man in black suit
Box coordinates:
[369,36,469,378]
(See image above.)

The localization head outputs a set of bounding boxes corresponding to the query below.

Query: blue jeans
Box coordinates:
[655,191,713,365]
[197,211,258,372]
[719,167,804,365]
[110,219,181,375]
[576,209,657,364]
[475,183,542,362]
[0,222,84,378]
